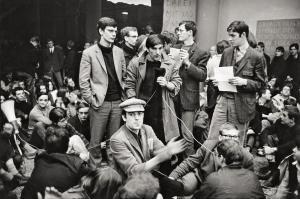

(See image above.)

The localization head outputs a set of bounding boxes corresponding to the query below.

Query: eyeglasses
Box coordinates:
[220,134,239,139]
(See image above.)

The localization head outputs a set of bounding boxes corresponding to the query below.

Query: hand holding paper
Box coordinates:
[214,66,237,92]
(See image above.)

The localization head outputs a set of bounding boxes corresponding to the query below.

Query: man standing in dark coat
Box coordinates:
[174,20,208,157]
[42,39,64,88]
[286,43,300,98]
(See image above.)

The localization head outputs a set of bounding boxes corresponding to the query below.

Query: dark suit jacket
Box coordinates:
[42,47,64,73]
[192,164,265,199]
[174,43,209,111]
[219,46,266,123]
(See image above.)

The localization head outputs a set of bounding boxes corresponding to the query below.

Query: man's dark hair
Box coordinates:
[290,43,299,50]
[114,172,160,199]
[145,34,164,49]
[30,36,39,43]
[217,139,243,165]
[12,87,24,96]
[49,107,66,124]
[257,42,265,50]
[216,40,230,54]
[76,101,90,111]
[160,31,177,45]
[284,105,300,121]
[97,17,117,31]
[227,21,249,38]
[179,20,197,36]
[46,38,54,43]
[36,92,48,100]
[258,88,271,98]
[276,46,285,53]
[45,126,69,154]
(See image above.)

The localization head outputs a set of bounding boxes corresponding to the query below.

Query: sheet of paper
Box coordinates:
[214,66,237,92]
[169,47,181,61]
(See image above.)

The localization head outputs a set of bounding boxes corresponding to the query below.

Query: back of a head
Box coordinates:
[114,172,160,199]
[160,31,177,45]
[49,107,66,123]
[216,40,230,54]
[217,139,243,165]
[82,166,122,199]
[45,126,69,154]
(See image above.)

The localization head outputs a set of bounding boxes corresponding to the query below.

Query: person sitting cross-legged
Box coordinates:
[169,122,254,196]
[110,98,186,179]
[192,139,265,199]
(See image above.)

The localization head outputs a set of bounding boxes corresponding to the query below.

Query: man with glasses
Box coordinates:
[174,20,208,157]
[79,17,126,166]
[169,122,254,196]
[120,26,138,68]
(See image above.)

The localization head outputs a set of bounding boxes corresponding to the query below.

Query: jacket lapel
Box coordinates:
[235,48,251,75]
[188,43,197,58]
[124,127,145,161]
[95,45,107,74]
[138,55,147,80]
[113,46,123,85]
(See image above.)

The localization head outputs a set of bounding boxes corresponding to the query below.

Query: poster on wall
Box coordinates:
[256,19,300,57]
[162,0,196,32]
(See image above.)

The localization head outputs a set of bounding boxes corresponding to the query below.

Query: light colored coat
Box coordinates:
[79,44,126,109]
[125,52,182,141]
[110,124,165,178]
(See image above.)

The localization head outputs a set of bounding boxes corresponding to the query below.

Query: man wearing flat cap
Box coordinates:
[110,98,186,178]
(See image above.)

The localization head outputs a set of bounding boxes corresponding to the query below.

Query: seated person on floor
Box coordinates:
[67,101,90,141]
[192,139,264,199]
[169,122,254,196]
[21,126,90,199]
[114,172,163,199]
[30,107,89,161]
[110,98,186,178]
[28,92,53,130]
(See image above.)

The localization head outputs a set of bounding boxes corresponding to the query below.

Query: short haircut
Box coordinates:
[290,43,299,50]
[36,92,48,100]
[219,122,238,136]
[179,20,197,36]
[160,31,177,45]
[12,87,24,96]
[67,40,75,48]
[217,139,243,165]
[115,172,160,199]
[283,105,300,121]
[97,17,117,31]
[46,38,54,43]
[145,34,164,49]
[45,126,69,153]
[257,41,265,49]
[49,107,66,124]
[258,88,271,97]
[121,26,137,38]
[227,21,249,38]
[30,36,39,43]
[82,166,122,199]
[76,101,90,111]
[216,40,230,54]
[276,46,285,53]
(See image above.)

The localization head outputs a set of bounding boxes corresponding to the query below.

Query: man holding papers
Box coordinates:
[208,21,266,145]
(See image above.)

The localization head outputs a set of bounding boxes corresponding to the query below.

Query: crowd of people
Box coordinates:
[1,16,300,199]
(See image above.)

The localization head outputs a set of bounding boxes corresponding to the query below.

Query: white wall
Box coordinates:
[217,0,300,41]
